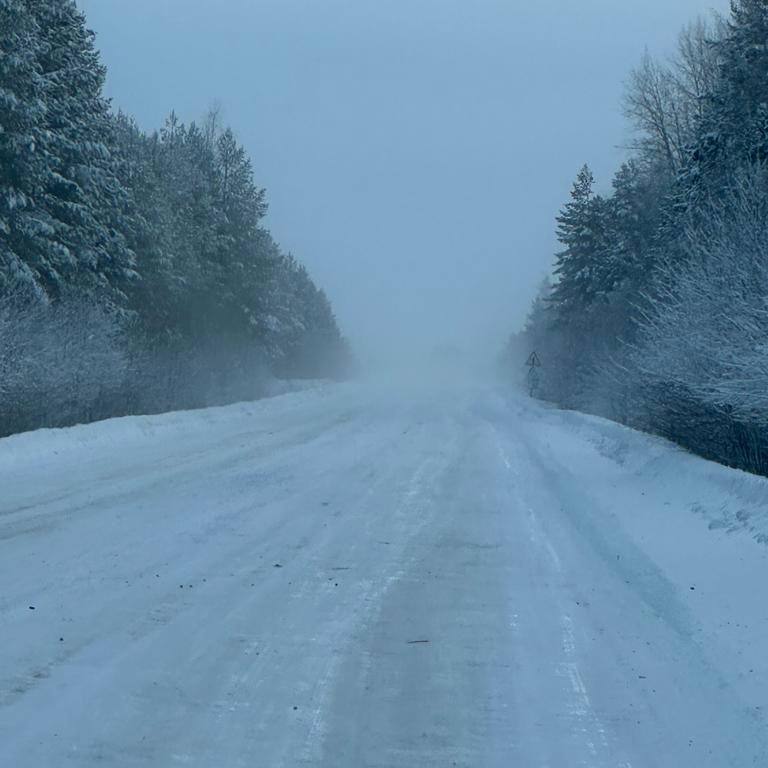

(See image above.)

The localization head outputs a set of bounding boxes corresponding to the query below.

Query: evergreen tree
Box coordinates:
[1,1,351,436]
[549,165,607,323]
[111,112,177,339]
[27,0,136,303]
[213,127,270,341]
[676,0,768,209]
[516,1,768,474]
[712,0,768,164]
[603,160,666,306]
[0,0,47,295]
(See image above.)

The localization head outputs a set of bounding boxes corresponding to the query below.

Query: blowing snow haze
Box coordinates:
[77,0,727,366]
[9,1,768,766]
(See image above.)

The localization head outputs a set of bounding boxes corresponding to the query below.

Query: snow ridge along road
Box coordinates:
[2,382,768,767]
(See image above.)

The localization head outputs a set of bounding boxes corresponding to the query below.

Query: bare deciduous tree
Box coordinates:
[624,16,725,172]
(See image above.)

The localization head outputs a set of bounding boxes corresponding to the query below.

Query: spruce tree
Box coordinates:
[26,0,136,302]
[0,0,47,295]
[713,0,768,164]
[677,0,768,209]
[549,165,607,323]
[605,161,663,296]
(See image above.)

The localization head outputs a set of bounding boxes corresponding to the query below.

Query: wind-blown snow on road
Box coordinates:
[2,382,768,767]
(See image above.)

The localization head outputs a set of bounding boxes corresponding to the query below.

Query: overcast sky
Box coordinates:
[78,0,727,364]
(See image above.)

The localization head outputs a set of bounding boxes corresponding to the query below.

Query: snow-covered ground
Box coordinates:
[1,381,767,766]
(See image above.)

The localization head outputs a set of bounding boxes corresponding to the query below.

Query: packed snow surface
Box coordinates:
[2,381,768,766]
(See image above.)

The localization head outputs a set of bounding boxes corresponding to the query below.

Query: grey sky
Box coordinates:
[78,0,728,363]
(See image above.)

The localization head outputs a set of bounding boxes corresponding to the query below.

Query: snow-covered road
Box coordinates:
[2,382,768,767]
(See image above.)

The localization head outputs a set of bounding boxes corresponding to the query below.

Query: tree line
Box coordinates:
[0,0,351,437]
[511,0,768,475]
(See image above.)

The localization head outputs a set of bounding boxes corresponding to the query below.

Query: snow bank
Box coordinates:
[0,379,333,473]
[547,405,768,544]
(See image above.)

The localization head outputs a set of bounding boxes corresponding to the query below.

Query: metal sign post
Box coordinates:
[526,351,541,397]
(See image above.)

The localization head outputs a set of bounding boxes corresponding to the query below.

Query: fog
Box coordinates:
[78,0,728,368]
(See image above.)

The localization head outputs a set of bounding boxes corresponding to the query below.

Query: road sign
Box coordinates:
[526,351,541,368]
